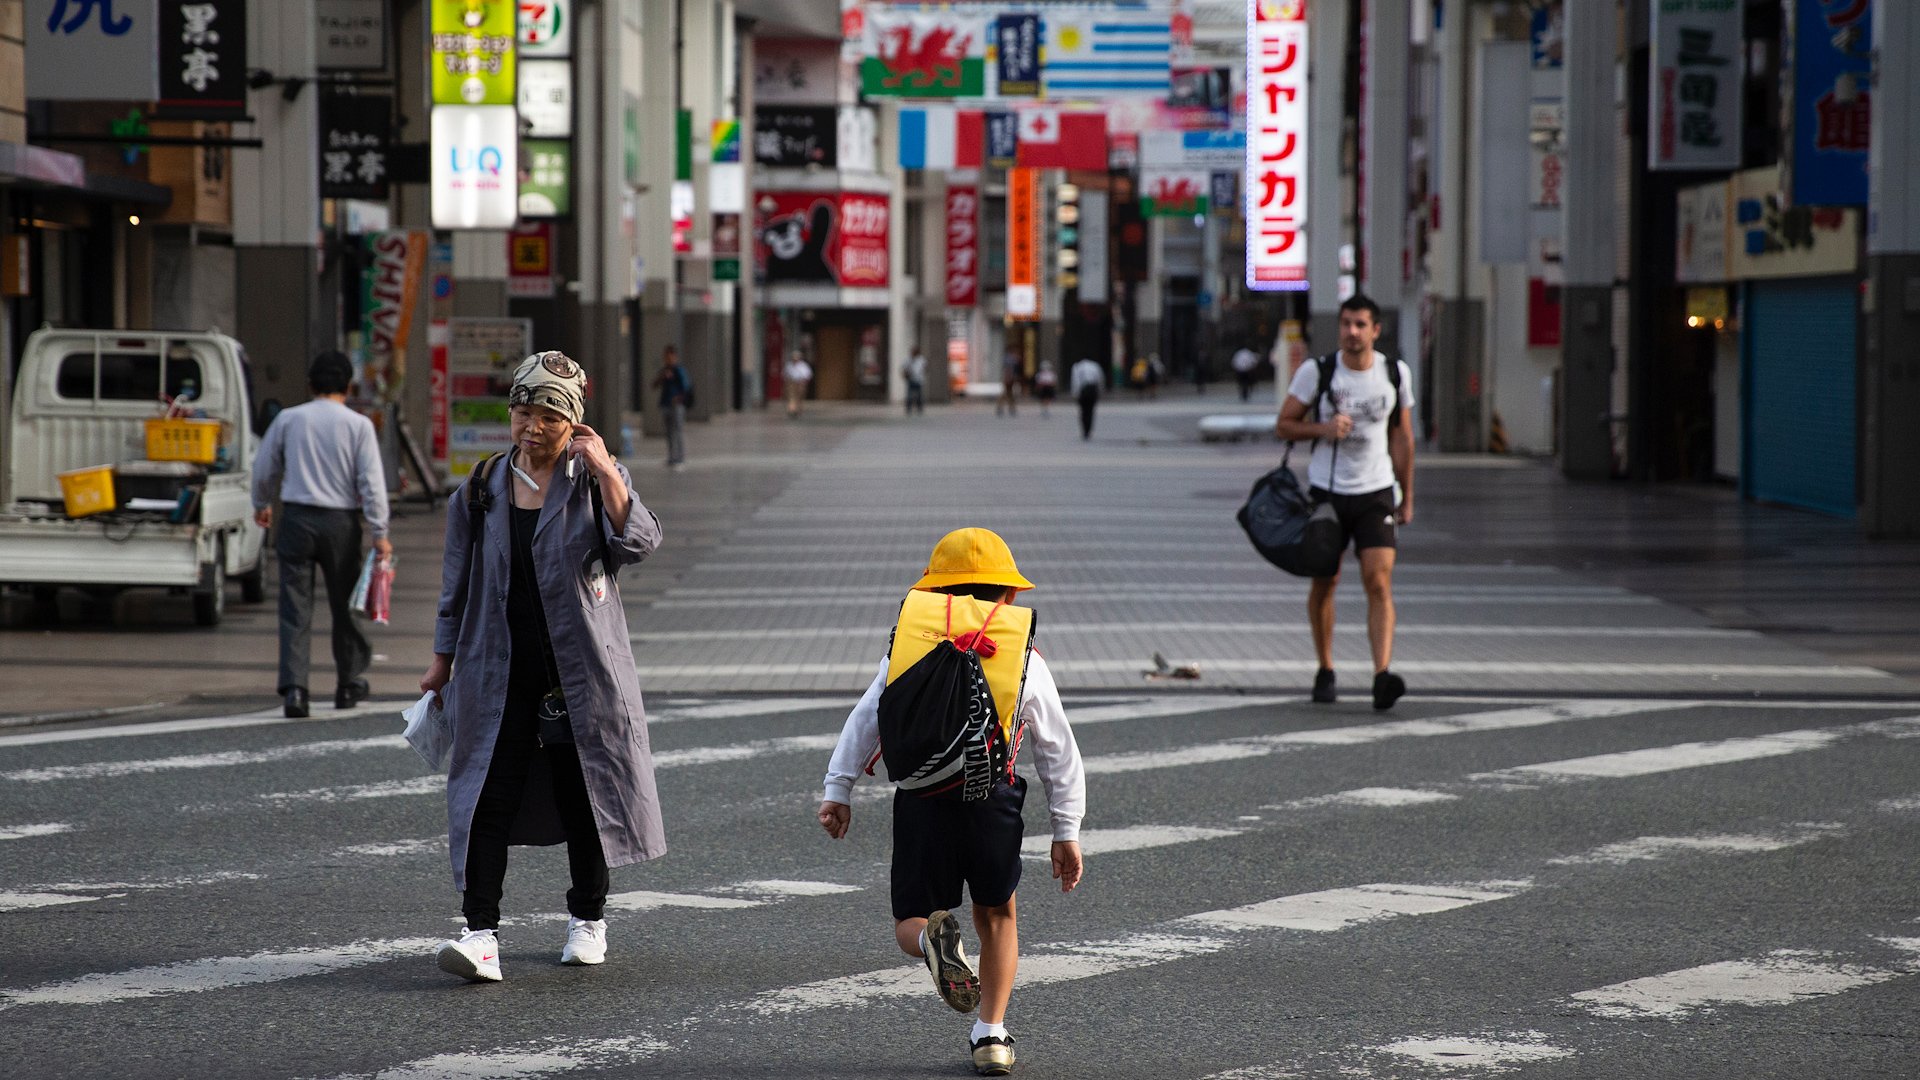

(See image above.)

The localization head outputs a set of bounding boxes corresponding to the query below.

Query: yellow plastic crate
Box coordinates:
[145,418,221,464]
[58,465,116,517]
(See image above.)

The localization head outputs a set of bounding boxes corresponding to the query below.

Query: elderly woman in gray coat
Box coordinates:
[420,351,665,983]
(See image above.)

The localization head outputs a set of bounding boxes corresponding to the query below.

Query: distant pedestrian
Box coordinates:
[817,529,1084,1077]
[1147,353,1165,400]
[1034,360,1058,418]
[651,345,691,468]
[1232,343,1261,402]
[1069,356,1103,440]
[421,350,666,983]
[995,349,1020,417]
[904,346,928,415]
[784,350,813,418]
[1273,294,1415,711]
[1129,356,1149,397]
[251,351,390,719]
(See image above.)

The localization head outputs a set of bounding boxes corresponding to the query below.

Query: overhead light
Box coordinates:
[128,215,141,226]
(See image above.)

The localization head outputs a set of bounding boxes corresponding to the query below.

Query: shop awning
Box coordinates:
[0,141,174,207]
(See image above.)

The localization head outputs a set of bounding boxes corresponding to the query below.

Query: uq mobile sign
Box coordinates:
[430,1,518,229]
[1246,0,1308,292]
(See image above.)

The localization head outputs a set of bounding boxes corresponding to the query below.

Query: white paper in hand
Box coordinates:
[401,691,452,773]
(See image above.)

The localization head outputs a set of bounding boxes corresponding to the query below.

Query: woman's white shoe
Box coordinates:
[561,917,607,965]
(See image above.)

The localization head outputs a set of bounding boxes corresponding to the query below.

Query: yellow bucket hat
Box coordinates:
[911,528,1035,592]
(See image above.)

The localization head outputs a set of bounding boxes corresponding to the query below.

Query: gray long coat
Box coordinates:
[433,458,666,889]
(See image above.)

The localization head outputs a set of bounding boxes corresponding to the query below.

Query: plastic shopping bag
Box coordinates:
[348,549,375,613]
[365,555,394,625]
[401,691,452,773]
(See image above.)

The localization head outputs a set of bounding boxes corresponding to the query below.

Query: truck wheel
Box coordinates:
[193,558,226,627]
[30,586,60,625]
[240,558,266,604]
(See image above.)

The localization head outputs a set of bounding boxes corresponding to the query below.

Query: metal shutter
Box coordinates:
[1744,279,1857,517]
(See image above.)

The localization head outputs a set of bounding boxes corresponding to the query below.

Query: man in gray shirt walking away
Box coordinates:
[252,352,392,718]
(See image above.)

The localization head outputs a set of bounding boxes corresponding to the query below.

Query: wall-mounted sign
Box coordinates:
[1166,67,1232,129]
[671,179,695,254]
[1786,0,1872,207]
[517,0,570,57]
[1142,129,1246,169]
[507,222,554,298]
[27,0,159,100]
[755,191,891,288]
[1530,99,1565,210]
[431,105,518,229]
[838,106,879,173]
[1246,0,1309,292]
[317,0,388,71]
[1006,167,1039,319]
[431,0,516,106]
[755,105,838,168]
[711,118,741,163]
[994,13,1040,97]
[713,212,742,281]
[158,0,247,118]
[754,37,841,104]
[1649,0,1742,172]
[945,185,979,308]
[519,138,571,218]
[986,111,1019,170]
[1078,189,1109,304]
[1729,166,1859,279]
[518,58,572,137]
[320,93,391,200]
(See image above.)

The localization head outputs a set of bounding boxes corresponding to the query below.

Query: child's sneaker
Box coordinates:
[971,1034,1016,1075]
[560,917,607,965]
[923,909,981,1012]
[436,927,502,982]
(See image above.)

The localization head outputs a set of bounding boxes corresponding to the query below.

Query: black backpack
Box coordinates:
[875,598,1024,801]
[463,452,616,580]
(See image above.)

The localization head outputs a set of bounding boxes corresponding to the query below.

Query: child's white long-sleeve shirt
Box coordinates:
[821,651,1086,842]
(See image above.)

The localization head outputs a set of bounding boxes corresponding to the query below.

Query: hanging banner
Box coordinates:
[431,0,516,106]
[158,0,247,118]
[1142,169,1209,215]
[431,105,518,229]
[755,191,890,288]
[507,222,555,298]
[518,58,572,137]
[1078,189,1109,305]
[320,94,392,200]
[859,9,988,98]
[1041,8,1172,98]
[1785,0,1871,207]
[994,13,1041,97]
[945,185,979,308]
[519,139,571,217]
[517,0,570,56]
[1649,0,1742,172]
[317,0,389,71]
[27,0,159,100]
[1247,0,1309,291]
[986,111,1020,169]
[361,230,429,393]
[1007,167,1040,319]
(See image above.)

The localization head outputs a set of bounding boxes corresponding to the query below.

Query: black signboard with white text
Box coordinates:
[158,1,249,119]
[319,93,392,200]
[754,106,838,169]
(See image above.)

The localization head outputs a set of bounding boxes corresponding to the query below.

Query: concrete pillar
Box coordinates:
[1862,2,1920,537]
[635,0,680,434]
[1362,0,1409,348]
[1426,0,1486,451]
[1556,0,1616,479]
[1305,0,1348,352]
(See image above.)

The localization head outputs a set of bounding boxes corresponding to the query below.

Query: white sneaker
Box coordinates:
[436,927,502,982]
[561,917,607,965]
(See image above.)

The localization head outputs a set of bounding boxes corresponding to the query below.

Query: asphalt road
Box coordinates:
[4,689,1918,1078]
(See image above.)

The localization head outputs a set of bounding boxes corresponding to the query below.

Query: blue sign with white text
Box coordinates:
[1791,0,1872,207]
[995,13,1040,97]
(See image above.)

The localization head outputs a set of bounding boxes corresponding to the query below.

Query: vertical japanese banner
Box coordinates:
[1007,167,1041,319]
[159,0,248,118]
[1246,0,1309,291]
[945,185,980,308]
[1786,0,1872,206]
[1649,0,1742,171]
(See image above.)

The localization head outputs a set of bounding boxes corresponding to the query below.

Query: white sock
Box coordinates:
[971,1020,1009,1042]
[917,928,929,956]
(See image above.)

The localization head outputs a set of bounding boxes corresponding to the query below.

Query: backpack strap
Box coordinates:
[1384,355,1403,430]
[464,452,506,552]
[587,474,619,582]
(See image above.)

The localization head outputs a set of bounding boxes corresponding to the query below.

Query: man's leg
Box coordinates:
[666,403,686,464]
[1359,546,1398,673]
[1307,572,1339,670]
[275,512,317,695]
[319,512,372,692]
[973,896,1018,1024]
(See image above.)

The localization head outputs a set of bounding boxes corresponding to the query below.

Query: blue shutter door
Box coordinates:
[1744,279,1857,518]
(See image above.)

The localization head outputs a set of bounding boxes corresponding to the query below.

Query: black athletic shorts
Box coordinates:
[890,775,1027,921]
[1309,485,1399,552]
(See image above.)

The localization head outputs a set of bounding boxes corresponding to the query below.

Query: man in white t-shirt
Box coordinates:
[1231,344,1261,401]
[1274,295,1415,710]
[784,350,814,418]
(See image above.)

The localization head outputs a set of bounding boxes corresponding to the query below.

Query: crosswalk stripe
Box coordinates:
[649,699,835,724]
[1,735,401,783]
[647,593,1664,610]
[1570,940,1920,1019]
[325,1037,670,1080]
[0,703,394,748]
[1020,825,1244,859]
[1471,719,1920,786]
[0,937,443,1010]
[0,890,123,912]
[636,623,1754,643]
[1379,1034,1575,1069]
[1180,882,1529,933]
[0,822,73,841]
[1545,825,1839,866]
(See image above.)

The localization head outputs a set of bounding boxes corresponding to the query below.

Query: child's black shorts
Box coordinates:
[890,776,1027,921]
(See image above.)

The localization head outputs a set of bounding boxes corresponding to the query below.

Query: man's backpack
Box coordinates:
[875,597,1026,801]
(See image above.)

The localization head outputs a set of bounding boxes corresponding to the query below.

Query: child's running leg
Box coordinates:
[894,917,928,957]
[972,895,1018,1024]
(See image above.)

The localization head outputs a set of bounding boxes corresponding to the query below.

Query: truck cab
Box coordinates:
[2,329,267,625]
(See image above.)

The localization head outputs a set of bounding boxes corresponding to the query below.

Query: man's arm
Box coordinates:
[352,418,391,550]
[251,419,285,524]
[1390,405,1415,525]
[1276,394,1350,442]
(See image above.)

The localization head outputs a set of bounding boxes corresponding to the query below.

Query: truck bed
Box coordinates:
[0,511,207,587]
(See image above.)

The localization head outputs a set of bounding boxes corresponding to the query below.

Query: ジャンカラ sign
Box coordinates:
[1246,0,1309,291]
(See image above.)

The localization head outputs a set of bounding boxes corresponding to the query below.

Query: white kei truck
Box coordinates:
[1,329,267,626]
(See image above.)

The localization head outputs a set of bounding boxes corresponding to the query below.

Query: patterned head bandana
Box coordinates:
[508,350,587,424]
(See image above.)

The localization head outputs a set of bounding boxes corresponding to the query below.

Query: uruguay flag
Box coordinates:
[898,107,985,170]
[1040,10,1172,98]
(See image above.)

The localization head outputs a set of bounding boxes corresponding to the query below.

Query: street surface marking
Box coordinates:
[0,937,443,1010]
[1,735,402,783]
[647,594,1664,610]
[718,879,864,897]
[602,879,864,914]
[1546,825,1841,866]
[1280,787,1460,809]
[0,822,73,841]
[637,623,1754,642]
[651,734,839,768]
[648,698,835,724]
[1476,729,1862,785]
[1379,1033,1575,1068]
[0,703,394,748]
[259,776,441,804]
[1179,882,1529,933]
[319,1037,669,1080]
[1570,942,1920,1020]
[1020,825,1244,859]
[1055,659,1893,680]
[335,838,442,858]
[0,890,122,912]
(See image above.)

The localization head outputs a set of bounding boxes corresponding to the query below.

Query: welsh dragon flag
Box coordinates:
[860,10,989,98]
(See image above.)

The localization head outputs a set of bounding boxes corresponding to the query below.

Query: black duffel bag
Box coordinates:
[1236,444,1344,578]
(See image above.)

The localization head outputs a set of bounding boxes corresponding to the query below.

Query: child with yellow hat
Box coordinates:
[817,528,1086,1077]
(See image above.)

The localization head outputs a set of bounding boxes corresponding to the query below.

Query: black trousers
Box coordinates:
[1077,388,1099,439]
[462,699,610,931]
[275,503,371,695]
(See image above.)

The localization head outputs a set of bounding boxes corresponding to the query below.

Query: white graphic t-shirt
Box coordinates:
[1285,352,1411,496]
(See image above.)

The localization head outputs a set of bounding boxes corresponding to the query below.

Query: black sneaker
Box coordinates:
[923,909,980,1013]
[971,1034,1016,1075]
[1372,670,1407,711]
[1311,668,1337,704]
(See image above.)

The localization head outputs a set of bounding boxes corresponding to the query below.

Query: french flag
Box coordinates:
[898,107,985,170]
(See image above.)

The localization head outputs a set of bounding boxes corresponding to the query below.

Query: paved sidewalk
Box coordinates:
[2,390,1915,718]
